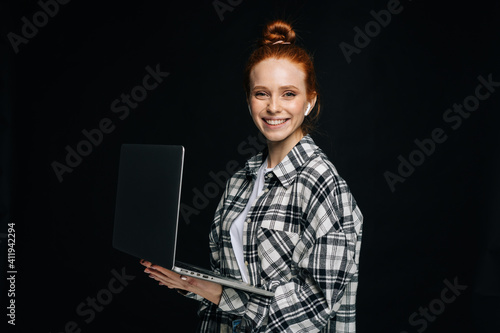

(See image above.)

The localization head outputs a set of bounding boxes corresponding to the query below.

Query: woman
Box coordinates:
[141,19,363,333]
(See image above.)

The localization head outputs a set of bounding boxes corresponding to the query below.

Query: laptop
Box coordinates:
[112,144,274,297]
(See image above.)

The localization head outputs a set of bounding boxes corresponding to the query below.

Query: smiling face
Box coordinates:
[248,58,316,151]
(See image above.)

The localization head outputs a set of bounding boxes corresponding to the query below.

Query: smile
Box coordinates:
[264,119,288,126]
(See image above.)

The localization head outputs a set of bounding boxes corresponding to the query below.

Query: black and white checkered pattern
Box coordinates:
[185,135,363,333]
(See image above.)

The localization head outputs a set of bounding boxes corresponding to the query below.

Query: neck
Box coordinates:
[266,131,305,168]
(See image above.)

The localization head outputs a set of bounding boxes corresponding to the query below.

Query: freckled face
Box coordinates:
[248,58,313,148]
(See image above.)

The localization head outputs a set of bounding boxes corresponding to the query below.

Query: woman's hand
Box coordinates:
[139,259,223,305]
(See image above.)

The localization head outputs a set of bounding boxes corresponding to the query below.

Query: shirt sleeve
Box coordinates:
[214,167,363,332]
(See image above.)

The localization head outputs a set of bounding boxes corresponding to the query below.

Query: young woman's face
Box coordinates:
[248,58,315,147]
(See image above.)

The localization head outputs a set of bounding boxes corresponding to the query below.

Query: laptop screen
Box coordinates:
[112,144,184,269]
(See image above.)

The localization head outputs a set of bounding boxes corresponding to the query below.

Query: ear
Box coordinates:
[309,92,318,111]
[304,103,311,116]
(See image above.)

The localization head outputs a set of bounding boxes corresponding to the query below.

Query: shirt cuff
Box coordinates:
[217,287,249,314]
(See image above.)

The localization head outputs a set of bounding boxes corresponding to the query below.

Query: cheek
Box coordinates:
[288,102,306,117]
[250,100,266,118]
[249,105,261,122]
[250,99,264,110]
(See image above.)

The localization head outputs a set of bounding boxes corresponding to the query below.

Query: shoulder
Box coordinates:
[297,147,349,196]
[296,147,359,234]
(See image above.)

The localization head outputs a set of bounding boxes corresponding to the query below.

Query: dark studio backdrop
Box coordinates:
[1,0,499,332]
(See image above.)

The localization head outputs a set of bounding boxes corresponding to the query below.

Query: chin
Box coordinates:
[260,132,290,144]
[259,129,282,139]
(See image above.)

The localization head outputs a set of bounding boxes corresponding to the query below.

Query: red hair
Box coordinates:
[243,19,320,135]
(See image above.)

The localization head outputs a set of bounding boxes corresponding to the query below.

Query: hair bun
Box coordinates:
[261,20,296,46]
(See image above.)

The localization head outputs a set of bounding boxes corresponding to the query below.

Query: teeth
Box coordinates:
[265,119,287,125]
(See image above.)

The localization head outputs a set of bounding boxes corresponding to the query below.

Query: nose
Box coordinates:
[267,97,282,113]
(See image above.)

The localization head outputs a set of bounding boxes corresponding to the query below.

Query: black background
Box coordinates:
[1,0,499,332]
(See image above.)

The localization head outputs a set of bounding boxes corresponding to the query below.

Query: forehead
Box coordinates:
[250,58,306,89]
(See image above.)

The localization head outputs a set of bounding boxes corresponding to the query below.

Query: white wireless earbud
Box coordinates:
[304,103,311,116]
[248,104,252,115]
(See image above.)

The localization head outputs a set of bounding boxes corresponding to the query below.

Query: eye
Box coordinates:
[254,91,269,99]
[283,91,296,98]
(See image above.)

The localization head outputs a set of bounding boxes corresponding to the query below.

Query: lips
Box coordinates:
[264,118,288,126]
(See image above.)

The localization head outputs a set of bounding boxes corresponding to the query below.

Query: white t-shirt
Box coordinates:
[229,158,272,283]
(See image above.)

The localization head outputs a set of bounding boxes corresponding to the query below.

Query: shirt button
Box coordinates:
[245,261,249,266]
[246,218,251,223]
[263,188,269,193]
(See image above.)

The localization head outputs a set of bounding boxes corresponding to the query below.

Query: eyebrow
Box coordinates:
[252,85,300,91]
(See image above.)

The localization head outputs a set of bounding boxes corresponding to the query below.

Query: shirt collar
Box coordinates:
[244,134,318,188]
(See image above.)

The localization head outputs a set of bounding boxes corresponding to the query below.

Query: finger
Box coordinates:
[149,274,173,288]
[144,267,168,279]
[149,272,192,291]
[150,273,183,289]
[147,264,181,279]
[146,266,183,282]
[139,259,152,267]
[139,261,187,289]
[144,267,191,287]
[142,264,164,275]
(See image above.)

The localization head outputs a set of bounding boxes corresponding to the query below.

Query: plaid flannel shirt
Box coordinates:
[185,134,363,332]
